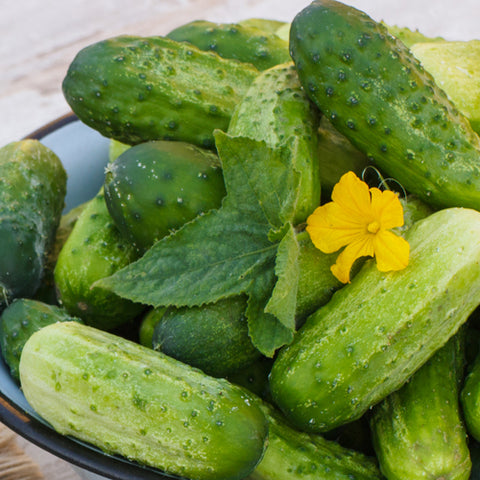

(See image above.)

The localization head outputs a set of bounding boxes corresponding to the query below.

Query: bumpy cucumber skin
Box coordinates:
[151,296,260,378]
[62,35,259,149]
[247,402,383,480]
[228,62,321,225]
[104,140,226,252]
[270,208,480,433]
[20,322,268,480]
[289,0,480,211]
[167,20,290,71]
[371,332,471,480]
[0,298,82,382]
[0,140,66,308]
[54,190,144,330]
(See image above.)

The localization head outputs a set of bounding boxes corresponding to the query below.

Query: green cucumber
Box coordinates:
[19,321,268,480]
[0,140,66,309]
[289,0,480,211]
[0,298,82,382]
[62,35,259,149]
[247,401,383,480]
[167,20,290,71]
[228,62,321,224]
[270,207,480,433]
[383,24,445,48]
[371,331,471,480]
[460,339,480,442]
[411,40,480,134]
[151,296,260,378]
[108,138,130,163]
[54,190,144,330]
[104,140,226,252]
[238,18,287,35]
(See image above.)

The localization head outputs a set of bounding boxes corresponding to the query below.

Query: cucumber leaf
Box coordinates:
[97,132,304,356]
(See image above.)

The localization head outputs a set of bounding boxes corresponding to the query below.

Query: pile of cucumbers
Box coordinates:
[3,1,480,479]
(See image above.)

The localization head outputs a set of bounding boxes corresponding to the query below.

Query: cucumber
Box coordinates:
[228,62,321,224]
[0,298,82,382]
[383,23,445,48]
[167,20,290,71]
[289,0,480,211]
[108,138,130,163]
[247,401,383,480]
[62,35,259,149]
[151,296,260,378]
[54,190,144,330]
[0,140,67,309]
[371,331,471,480]
[411,40,480,134]
[19,321,268,480]
[104,140,226,252]
[238,18,287,35]
[270,207,480,433]
[461,340,480,442]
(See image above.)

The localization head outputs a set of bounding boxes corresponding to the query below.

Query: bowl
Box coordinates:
[0,114,180,480]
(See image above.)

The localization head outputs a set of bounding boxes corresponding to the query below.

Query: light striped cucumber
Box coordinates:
[62,35,259,149]
[371,331,471,480]
[228,62,321,224]
[19,321,268,480]
[289,0,480,211]
[270,207,480,432]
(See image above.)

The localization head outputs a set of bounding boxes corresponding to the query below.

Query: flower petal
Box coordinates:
[330,236,375,283]
[373,230,410,272]
[331,171,373,219]
[307,201,366,254]
[370,188,405,229]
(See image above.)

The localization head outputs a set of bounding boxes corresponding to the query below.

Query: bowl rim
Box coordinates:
[0,113,180,480]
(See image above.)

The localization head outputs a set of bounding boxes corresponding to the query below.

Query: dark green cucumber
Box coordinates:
[151,296,260,378]
[104,140,226,252]
[461,338,480,442]
[228,62,321,224]
[54,190,144,330]
[0,140,66,309]
[371,331,471,480]
[247,401,383,480]
[19,321,268,480]
[62,35,259,149]
[167,20,290,71]
[270,207,480,433]
[0,298,82,382]
[289,0,480,211]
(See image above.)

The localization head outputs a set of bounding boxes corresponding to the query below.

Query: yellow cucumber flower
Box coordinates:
[306,171,410,283]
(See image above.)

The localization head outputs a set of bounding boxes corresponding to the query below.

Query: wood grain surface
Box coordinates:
[0,0,478,478]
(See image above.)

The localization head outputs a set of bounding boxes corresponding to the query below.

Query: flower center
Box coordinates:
[367,220,381,234]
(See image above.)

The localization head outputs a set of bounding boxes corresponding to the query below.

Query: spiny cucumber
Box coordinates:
[19,321,268,480]
[0,140,66,309]
[167,20,290,71]
[289,0,480,211]
[104,140,226,253]
[62,35,259,149]
[270,207,480,432]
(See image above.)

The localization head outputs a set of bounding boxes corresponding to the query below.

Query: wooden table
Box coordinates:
[0,0,477,478]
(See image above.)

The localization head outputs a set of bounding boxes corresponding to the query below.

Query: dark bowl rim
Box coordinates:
[0,113,180,480]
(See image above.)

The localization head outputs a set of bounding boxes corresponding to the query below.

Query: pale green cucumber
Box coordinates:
[19,321,268,480]
[270,207,480,433]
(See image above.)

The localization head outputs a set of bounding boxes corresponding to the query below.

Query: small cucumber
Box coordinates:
[0,298,82,382]
[371,331,471,480]
[19,321,268,480]
[54,190,144,330]
[247,401,383,480]
[289,0,480,211]
[167,20,290,71]
[0,140,67,309]
[151,296,260,378]
[228,62,321,224]
[104,140,226,252]
[62,35,259,149]
[270,207,480,433]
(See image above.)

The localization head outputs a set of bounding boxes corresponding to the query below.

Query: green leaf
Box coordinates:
[265,223,300,332]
